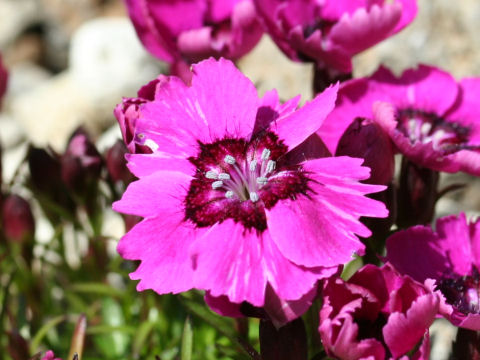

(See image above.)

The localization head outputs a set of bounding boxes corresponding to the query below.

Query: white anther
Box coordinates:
[212,180,223,189]
[143,139,159,152]
[249,192,259,202]
[266,160,276,173]
[256,177,268,185]
[224,155,236,164]
[261,148,271,160]
[225,191,234,199]
[205,171,218,179]
[218,173,231,180]
[249,160,258,172]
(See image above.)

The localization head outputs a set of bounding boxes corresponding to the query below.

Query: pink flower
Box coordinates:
[254,0,417,73]
[113,58,387,318]
[386,213,480,330]
[319,263,438,360]
[0,54,8,108]
[318,65,480,176]
[125,0,263,79]
[41,351,62,360]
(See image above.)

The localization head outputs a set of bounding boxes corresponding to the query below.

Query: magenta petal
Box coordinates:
[320,309,386,360]
[190,58,260,140]
[190,220,266,306]
[373,64,459,115]
[273,83,338,150]
[139,75,211,155]
[383,293,438,358]
[113,170,190,218]
[386,226,449,282]
[263,285,318,328]
[268,156,387,268]
[124,0,178,62]
[329,3,402,55]
[262,230,335,300]
[395,0,419,33]
[436,213,475,275]
[267,196,362,268]
[125,153,195,178]
[204,293,243,318]
[117,216,198,294]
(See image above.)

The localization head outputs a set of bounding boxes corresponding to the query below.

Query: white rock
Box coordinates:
[0,0,42,48]
[69,17,164,103]
[10,17,164,151]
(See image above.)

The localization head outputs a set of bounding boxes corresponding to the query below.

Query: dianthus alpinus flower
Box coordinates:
[386,213,480,330]
[113,58,387,324]
[125,0,263,81]
[318,65,480,176]
[253,0,417,75]
[319,263,438,360]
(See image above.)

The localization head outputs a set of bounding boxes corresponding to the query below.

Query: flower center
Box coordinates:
[436,267,480,314]
[184,132,309,231]
[396,108,470,154]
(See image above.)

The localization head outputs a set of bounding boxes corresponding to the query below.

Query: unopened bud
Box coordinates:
[106,140,133,184]
[336,118,394,185]
[2,194,35,243]
[61,128,102,192]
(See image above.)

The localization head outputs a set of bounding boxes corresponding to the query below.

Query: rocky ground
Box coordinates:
[1,1,479,358]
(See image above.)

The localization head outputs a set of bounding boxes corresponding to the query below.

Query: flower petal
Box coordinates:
[113,170,190,218]
[272,83,338,150]
[383,293,438,358]
[267,156,387,268]
[190,58,260,140]
[190,220,267,306]
[117,216,198,294]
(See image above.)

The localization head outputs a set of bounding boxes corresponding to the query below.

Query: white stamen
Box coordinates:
[249,160,257,171]
[249,192,259,202]
[218,173,231,180]
[266,160,276,173]
[225,191,234,199]
[212,180,223,189]
[261,148,271,160]
[224,155,236,164]
[143,139,159,152]
[205,171,218,179]
[256,177,268,185]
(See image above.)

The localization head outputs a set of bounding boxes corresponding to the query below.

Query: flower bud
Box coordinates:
[336,117,395,185]
[106,140,133,184]
[2,194,35,243]
[61,129,102,192]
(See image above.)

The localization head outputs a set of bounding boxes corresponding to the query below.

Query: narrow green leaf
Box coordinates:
[181,317,193,360]
[30,315,66,353]
[70,282,123,298]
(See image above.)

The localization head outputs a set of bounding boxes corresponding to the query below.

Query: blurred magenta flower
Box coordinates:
[254,0,417,73]
[113,58,387,313]
[2,194,35,243]
[125,0,263,79]
[319,263,438,360]
[61,129,102,192]
[386,213,480,330]
[318,65,480,175]
[41,351,62,360]
[0,54,7,108]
